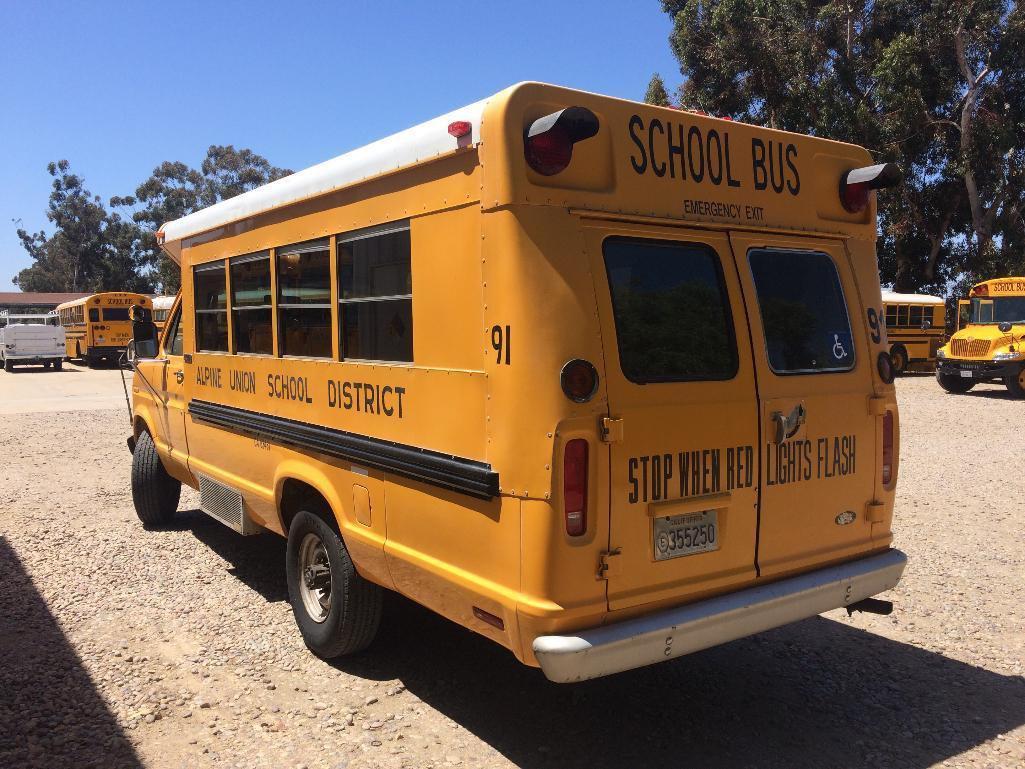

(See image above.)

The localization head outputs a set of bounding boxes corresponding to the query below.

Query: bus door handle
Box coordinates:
[771,404,806,444]
[174,369,184,385]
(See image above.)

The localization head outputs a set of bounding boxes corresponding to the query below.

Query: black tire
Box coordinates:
[4,358,13,372]
[889,344,909,376]
[936,370,975,394]
[286,509,382,658]
[1004,365,1025,399]
[53,359,62,371]
[42,361,50,369]
[131,430,181,527]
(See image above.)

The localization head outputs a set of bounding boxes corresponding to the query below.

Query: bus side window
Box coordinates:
[896,305,909,327]
[338,224,413,363]
[88,308,100,322]
[230,252,273,355]
[165,307,184,356]
[909,306,923,327]
[194,260,229,352]
[958,300,970,329]
[277,240,332,359]
[884,305,897,328]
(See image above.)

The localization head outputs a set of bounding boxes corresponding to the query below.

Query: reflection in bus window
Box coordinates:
[195,261,229,351]
[231,253,273,355]
[603,238,737,383]
[278,240,332,358]
[338,226,413,362]
[749,249,855,374]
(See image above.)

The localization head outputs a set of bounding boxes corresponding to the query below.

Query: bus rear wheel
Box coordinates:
[936,371,974,394]
[131,430,181,527]
[1004,365,1025,399]
[889,345,909,376]
[286,510,382,658]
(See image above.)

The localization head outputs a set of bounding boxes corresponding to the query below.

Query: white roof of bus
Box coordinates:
[881,291,945,305]
[152,295,176,310]
[159,94,492,244]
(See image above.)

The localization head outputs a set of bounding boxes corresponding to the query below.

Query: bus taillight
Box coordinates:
[881,411,894,485]
[564,439,589,536]
[840,163,902,213]
[524,107,599,176]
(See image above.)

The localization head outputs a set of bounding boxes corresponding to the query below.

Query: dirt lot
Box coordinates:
[1,364,1023,769]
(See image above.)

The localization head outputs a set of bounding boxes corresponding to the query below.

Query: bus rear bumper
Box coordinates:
[532,548,907,683]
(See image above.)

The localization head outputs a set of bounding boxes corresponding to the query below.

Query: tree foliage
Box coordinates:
[645,73,672,106]
[112,146,292,293]
[659,0,1024,293]
[15,161,150,293]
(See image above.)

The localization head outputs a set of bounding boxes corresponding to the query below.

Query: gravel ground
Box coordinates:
[1,370,1023,769]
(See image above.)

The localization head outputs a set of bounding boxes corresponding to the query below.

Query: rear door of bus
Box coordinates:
[730,233,877,577]
[584,222,761,611]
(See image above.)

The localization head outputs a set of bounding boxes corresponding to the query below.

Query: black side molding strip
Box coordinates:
[188,400,499,500]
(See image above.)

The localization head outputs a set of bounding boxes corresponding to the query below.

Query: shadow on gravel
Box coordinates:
[0,537,143,769]
[329,594,1025,769]
[177,509,288,603]
[960,387,1017,400]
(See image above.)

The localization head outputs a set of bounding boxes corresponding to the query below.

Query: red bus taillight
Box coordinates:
[881,411,894,485]
[524,106,599,176]
[564,439,589,536]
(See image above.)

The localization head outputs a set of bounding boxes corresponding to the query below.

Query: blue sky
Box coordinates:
[0,1,682,291]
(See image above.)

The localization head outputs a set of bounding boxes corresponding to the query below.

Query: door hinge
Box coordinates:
[596,547,622,580]
[868,396,887,416]
[600,416,624,443]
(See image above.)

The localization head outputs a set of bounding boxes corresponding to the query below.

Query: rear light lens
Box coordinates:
[525,124,574,176]
[877,351,895,384]
[881,411,894,485]
[447,120,471,139]
[560,359,599,402]
[841,181,870,213]
[564,439,589,536]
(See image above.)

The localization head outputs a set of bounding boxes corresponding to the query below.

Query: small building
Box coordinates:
[0,292,91,314]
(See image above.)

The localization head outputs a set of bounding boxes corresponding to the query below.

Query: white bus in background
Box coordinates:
[0,311,66,372]
[152,295,176,337]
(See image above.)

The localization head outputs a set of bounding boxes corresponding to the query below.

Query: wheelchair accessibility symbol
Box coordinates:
[832,334,848,360]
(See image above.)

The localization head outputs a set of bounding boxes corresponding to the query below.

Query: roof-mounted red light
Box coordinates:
[524,106,599,176]
[447,121,471,139]
[839,163,902,213]
[970,284,988,297]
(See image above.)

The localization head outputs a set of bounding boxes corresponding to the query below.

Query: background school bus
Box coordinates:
[132,82,904,682]
[881,291,945,374]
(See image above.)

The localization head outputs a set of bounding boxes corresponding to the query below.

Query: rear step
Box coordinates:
[198,474,258,535]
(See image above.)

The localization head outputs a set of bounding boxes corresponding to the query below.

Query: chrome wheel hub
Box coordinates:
[298,532,331,623]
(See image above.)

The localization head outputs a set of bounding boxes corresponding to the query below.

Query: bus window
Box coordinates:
[603,238,737,382]
[338,225,413,362]
[165,306,184,356]
[748,249,854,374]
[89,308,100,322]
[103,308,131,322]
[909,306,923,328]
[977,299,994,324]
[884,304,897,328]
[278,240,332,358]
[231,252,273,355]
[195,261,229,352]
[897,305,909,327]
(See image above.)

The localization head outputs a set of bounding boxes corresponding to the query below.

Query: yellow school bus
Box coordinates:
[128,82,905,682]
[936,277,1025,397]
[152,295,175,337]
[57,292,152,366]
[881,291,945,373]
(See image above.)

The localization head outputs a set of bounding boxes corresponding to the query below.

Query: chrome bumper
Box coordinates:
[533,548,907,683]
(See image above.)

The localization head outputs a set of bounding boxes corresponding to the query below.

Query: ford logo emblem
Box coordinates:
[835,510,857,526]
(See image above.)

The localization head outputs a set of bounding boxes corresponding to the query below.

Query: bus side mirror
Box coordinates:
[998,321,1012,333]
[130,305,159,359]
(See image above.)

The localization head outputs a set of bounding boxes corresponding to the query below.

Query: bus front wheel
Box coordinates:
[1004,365,1025,399]
[3,358,12,373]
[131,430,181,527]
[889,345,909,376]
[286,510,382,658]
[936,371,975,394]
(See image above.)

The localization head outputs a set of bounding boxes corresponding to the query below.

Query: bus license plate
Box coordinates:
[653,510,719,561]
[960,370,973,378]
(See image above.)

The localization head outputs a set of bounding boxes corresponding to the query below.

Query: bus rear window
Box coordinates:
[103,308,130,321]
[748,249,854,374]
[603,238,738,383]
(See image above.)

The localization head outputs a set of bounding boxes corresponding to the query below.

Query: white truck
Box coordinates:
[0,311,66,372]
